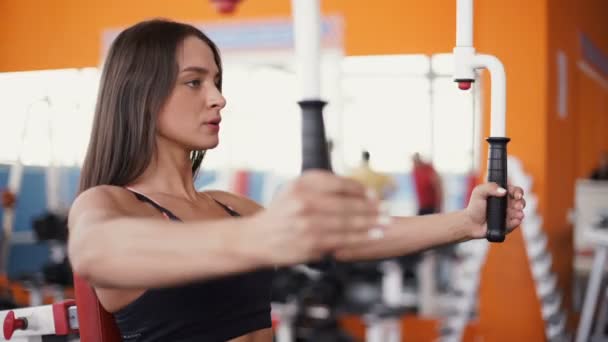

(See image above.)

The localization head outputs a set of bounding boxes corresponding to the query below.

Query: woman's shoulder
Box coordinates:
[201,190,264,216]
[74,185,134,204]
[70,185,141,219]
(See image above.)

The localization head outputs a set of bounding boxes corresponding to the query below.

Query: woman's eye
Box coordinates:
[186,79,202,88]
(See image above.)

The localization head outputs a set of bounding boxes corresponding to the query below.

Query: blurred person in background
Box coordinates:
[347,150,396,200]
[411,152,443,215]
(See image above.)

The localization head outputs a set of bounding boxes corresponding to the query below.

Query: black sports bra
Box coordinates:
[113,189,274,341]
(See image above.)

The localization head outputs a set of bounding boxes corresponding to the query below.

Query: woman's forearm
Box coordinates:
[69,216,269,288]
[336,210,476,261]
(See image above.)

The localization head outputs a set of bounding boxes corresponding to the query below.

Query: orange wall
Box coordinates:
[474,0,548,340]
[547,0,608,180]
[546,0,608,331]
[0,0,457,72]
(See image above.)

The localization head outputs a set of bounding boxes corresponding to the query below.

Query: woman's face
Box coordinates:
[156,36,226,152]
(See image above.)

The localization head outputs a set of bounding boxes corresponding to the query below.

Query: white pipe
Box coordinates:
[384,319,402,342]
[1,161,24,275]
[291,0,322,100]
[1,99,36,275]
[454,0,507,138]
[381,260,403,307]
[46,118,61,213]
[46,165,60,213]
[365,319,385,342]
[453,0,475,82]
[472,54,506,137]
[576,245,608,342]
[456,0,473,47]
[276,319,294,342]
[7,161,24,195]
[417,252,437,316]
[272,301,296,342]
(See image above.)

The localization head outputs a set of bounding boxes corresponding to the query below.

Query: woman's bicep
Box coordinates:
[67,186,137,259]
[67,186,139,279]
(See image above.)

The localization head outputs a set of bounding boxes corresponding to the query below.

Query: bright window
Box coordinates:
[0,54,480,175]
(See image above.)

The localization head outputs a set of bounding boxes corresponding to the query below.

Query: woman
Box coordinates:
[68,19,525,342]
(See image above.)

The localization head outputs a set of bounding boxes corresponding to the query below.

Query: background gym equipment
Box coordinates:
[574,180,608,342]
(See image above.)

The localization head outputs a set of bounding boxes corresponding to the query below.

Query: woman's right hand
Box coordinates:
[249,170,381,266]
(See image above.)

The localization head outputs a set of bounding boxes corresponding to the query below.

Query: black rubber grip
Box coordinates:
[485,137,510,243]
[299,100,331,171]
[299,100,334,271]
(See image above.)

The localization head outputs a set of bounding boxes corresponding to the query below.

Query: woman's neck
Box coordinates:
[130,148,199,201]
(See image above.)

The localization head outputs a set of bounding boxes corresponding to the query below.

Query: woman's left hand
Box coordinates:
[465,182,526,239]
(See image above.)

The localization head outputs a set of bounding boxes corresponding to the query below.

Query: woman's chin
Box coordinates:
[195,139,219,150]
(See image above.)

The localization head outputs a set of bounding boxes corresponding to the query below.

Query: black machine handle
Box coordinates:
[485,137,510,243]
[300,100,331,172]
[299,100,335,270]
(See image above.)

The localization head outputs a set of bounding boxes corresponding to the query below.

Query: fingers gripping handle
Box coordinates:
[486,137,510,243]
[299,100,331,172]
[486,197,507,242]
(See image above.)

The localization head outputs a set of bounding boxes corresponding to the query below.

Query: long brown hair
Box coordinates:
[79,19,222,192]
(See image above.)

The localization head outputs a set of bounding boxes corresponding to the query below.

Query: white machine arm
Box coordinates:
[454,0,510,243]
